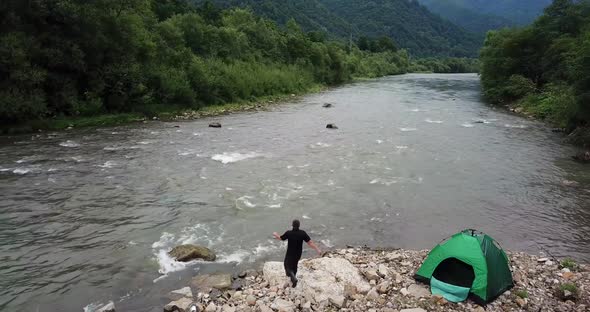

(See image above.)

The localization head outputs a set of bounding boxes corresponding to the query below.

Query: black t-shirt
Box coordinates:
[280,229,311,260]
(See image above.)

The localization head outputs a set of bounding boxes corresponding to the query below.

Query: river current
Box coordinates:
[1,74,589,311]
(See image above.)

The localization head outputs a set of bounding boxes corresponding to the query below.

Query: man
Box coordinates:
[273,219,322,287]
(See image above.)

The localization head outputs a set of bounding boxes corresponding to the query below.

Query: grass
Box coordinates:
[561,258,577,270]
[514,289,529,299]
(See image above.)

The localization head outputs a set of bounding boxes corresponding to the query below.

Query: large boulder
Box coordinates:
[191,273,232,291]
[169,245,216,262]
[262,258,370,306]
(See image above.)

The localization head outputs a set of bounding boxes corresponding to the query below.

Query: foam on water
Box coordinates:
[376,140,384,144]
[211,152,262,164]
[59,140,80,148]
[425,119,444,124]
[314,142,331,148]
[302,214,311,219]
[13,168,31,175]
[267,204,281,208]
[461,123,475,128]
[505,124,528,129]
[235,196,256,210]
[98,161,117,168]
[395,145,409,149]
[320,239,334,248]
[399,127,417,132]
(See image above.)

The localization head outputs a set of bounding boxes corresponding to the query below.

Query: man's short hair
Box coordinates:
[292,219,300,230]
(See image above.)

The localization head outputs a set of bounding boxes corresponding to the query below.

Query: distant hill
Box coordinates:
[196,0,482,57]
[418,0,553,33]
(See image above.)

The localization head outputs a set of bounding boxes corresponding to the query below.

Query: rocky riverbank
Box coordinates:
[160,247,589,312]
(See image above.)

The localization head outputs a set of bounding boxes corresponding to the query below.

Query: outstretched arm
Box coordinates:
[273,232,283,240]
[306,240,322,256]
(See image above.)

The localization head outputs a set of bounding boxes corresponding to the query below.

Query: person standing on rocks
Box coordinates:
[273,219,322,287]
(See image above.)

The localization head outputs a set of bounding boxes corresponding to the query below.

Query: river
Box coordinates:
[1,74,589,311]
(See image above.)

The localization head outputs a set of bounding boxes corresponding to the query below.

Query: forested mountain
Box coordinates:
[417,0,515,34]
[419,0,553,33]
[480,0,590,129]
[0,0,411,125]
[197,0,481,57]
[193,0,355,37]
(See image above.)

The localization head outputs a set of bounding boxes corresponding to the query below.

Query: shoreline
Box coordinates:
[0,85,327,135]
[140,247,590,312]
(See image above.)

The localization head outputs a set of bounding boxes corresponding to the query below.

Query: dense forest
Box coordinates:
[198,0,481,57]
[480,0,590,129]
[0,0,414,125]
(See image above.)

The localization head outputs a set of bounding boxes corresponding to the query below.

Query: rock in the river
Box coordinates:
[209,122,222,128]
[573,151,590,163]
[191,274,232,291]
[167,286,193,301]
[96,301,115,312]
[326,123,338,129]
[169,245,216,262]
[164,297,193,312]
[322,103,333,108]
[400,309,427,312]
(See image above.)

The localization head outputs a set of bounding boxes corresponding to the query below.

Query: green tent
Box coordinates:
[414,229,513,304]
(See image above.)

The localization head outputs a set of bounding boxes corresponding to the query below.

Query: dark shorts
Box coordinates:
[284,256,300,276]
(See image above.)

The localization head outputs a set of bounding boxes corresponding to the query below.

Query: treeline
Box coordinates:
[410,58,479,73]
[0,0,411,124]
[480,0,590,129]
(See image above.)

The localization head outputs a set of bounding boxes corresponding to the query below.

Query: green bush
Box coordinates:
[514,289,528,299]
[561,258,577,270]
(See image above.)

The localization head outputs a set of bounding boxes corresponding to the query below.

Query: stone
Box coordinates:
[385,252,402,261]
[326,123,338,129]
[263,257,370,305]
[246,295,256,306]
[515,297,526,308]
[343,284,357,298]
[96,301,115,312]
[407,284,430,298]
[563,271,575,279]
[164,297,193,312]
[169,245,216,262]
[191,274,232,291]
[322,103,333,108]
[271,298,295,312]
[378,264,389,277]
[205,303,217,312]
[400,288,410,296]
[259,304,273,312]
[222,304,235,312]
[168,287,193,301]
[473,307,486,312]
[209,122,222,128]
[377,281,390,294]
[329,295,346,308]
[400,309,426,312]
[366,288,379,301]
[363,269,380,281]
[538,257,549,263]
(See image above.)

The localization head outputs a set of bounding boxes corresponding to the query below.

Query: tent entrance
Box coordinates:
[432,258,475,288]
